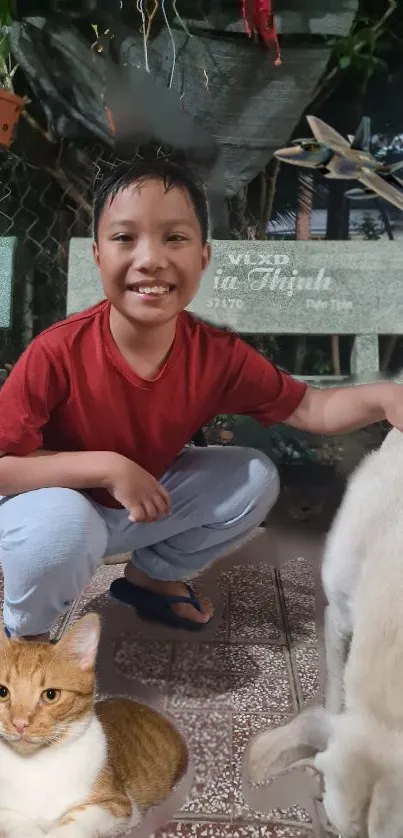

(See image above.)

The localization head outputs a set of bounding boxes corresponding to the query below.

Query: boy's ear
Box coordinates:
[93,240,100,267]
[201,242,211,273]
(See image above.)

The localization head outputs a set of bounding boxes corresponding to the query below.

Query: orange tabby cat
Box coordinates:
[0,613,187,838]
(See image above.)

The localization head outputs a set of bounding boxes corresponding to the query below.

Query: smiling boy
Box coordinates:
[0,158,402,642]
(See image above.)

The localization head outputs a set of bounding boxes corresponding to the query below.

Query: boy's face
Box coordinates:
[93,179,211,328]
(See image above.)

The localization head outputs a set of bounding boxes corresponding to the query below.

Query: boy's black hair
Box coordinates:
[93,157,209,243]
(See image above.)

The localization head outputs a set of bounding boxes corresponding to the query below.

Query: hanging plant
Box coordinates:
[0,1,25,148]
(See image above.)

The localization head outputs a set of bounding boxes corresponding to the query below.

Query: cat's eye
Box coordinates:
[0,686,8,700]
[42,688,60,704]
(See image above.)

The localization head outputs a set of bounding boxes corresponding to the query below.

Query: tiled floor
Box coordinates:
[0,517,332,837]
[70,542,326,838]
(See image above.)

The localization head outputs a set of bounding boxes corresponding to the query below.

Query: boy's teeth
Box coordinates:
[137,286,170,295]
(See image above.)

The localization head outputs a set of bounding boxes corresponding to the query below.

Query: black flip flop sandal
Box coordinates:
[109,578,211,632]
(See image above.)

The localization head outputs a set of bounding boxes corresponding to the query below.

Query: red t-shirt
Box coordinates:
[0,301,306,508]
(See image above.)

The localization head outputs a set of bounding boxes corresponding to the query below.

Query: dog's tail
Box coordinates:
[245,706,333,784]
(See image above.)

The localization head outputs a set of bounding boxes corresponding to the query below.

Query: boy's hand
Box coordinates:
[104,454,171,523]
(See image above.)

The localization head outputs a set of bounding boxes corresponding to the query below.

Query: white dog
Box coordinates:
[246,428,403,838]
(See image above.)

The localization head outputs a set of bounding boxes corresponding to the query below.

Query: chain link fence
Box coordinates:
[0,140,142,365]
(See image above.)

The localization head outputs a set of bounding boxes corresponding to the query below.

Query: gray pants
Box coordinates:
[0,446,279,636]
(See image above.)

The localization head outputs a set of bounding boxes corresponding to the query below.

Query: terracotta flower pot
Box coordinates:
[0,88,24,148]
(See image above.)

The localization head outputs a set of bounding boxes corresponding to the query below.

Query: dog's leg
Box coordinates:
[245,706,332,784]
[324,604,350,715]
[367,774,403,838]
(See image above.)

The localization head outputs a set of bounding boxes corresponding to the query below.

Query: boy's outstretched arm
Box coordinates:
[285,381,403,435]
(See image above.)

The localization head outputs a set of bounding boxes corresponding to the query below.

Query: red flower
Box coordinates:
[241,0,281,65]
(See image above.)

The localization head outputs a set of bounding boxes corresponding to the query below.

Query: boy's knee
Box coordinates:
[246,448,280,510]
[39,487,107,551]
[223,446,279,525]
[0,489,108,637]
[1,487,107,573]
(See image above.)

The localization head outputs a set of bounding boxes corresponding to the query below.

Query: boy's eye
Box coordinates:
[112,234,132,242]
[167,234,187,242]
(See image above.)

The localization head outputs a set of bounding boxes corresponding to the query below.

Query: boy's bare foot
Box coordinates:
[124,566,214,625]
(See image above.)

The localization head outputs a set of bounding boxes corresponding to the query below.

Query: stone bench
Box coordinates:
[0,237,16,382]
[67,237,403,384]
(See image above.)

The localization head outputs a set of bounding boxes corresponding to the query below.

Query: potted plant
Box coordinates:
[0,2,25,148]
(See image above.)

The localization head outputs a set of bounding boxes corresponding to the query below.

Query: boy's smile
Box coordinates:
[93,178,210,328]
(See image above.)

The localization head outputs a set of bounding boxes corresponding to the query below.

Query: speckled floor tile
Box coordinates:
[82,561,125,596]
[232,713,312,824]
[0,567,5,624]
[112,634,173,693]
[191,571,229,642]
[228,565,283,644]
[169,644,294,714]
[292,645,320,705]
[71,587,127,627]
[172,642,232,675]
[56,563,125,633]
[279,559,318,645]
[231,646,293,715]
[167,710,233,817]
[153,823,314,837]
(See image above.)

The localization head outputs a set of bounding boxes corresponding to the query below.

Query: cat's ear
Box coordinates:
[59,613,101,671]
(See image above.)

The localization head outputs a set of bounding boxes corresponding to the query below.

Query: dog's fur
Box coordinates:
[246,428,403,838]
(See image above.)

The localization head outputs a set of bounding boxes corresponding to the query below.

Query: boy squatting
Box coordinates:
[0,159,402,641]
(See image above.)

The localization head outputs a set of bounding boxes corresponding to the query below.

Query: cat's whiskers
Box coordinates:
[1,730,20,742]
[50,725,70,744]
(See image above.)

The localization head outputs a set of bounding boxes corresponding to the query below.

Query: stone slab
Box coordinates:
[0,236,15,328]
[67,239,403,336]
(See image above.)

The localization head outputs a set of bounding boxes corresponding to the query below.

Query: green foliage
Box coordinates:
[205,414,319,469]
[243,333,279,359]
[331,0,396,77]
[0,0,10,25]
[309,349,332,377]
[0,0,11,75]
[351,212,385,240]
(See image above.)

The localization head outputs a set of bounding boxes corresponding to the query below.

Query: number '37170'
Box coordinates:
[205,298,245,310]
